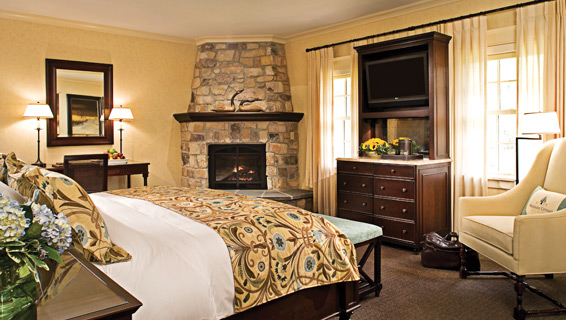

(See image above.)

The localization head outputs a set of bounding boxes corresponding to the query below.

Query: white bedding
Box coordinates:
[89,193,235,320]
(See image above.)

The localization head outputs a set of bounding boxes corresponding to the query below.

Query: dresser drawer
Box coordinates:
[374,217,416,242]
[338,209,373,225]
[338,174,373,194]
[337,161,373,175]
[374,164,414,178]
[374,198,415,221]
[338,193,373,214]
[374,178,415,200]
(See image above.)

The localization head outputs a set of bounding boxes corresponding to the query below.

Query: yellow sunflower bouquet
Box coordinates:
[359,138,390,155]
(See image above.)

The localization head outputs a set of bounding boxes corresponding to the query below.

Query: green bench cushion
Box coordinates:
[318,214,382,245]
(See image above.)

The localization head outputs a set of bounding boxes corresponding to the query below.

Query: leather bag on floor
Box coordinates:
[421,232,480,271]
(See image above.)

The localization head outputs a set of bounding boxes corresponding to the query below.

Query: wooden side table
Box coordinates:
[49,161,150,188]
[36,248,142,319]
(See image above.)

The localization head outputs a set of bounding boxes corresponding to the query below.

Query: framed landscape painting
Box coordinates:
[67,94,102,136]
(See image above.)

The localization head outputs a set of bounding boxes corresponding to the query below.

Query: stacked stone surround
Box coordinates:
[189,42,292,112]
[181,41,302,192]
[180,121,299,189]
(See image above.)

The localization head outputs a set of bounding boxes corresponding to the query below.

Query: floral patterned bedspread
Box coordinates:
[109,186,359,313]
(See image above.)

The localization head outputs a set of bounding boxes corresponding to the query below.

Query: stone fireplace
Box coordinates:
[208,143,267,190]
[175,41,312,210]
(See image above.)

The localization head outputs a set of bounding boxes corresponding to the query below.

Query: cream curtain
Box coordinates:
[451,17,488,231]
[517,0,566,137]
[304,48,335,215]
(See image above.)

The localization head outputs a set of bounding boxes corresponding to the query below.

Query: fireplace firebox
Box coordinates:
[208,144,267,189]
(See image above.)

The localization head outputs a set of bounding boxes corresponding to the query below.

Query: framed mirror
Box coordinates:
[46,59,114,146]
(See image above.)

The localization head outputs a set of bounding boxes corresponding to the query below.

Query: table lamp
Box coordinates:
[109,105,134,154]
[23,102,53,167]
[515,111,560,184]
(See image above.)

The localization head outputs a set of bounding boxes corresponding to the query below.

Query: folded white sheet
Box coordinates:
[89,193,235,320]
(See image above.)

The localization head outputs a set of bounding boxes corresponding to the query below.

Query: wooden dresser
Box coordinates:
[337,157,451,250]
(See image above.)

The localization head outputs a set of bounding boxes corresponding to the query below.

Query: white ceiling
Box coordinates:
[0,0,429,40]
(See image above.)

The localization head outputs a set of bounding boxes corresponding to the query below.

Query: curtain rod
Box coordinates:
[305,0,554,52]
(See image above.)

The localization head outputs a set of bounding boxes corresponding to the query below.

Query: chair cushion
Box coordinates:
[318,214,382,244]
[522,186,566,215]
[461,216,515,254]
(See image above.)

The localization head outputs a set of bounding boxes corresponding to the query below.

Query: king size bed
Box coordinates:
[1,153,361,319]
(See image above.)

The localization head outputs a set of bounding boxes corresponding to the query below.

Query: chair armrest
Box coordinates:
[513,209,566,274]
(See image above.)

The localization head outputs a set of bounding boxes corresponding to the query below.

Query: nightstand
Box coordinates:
[36,248,141,320]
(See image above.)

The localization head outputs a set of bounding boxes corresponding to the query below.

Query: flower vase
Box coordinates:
[0,257,37,320]
[365,151,381,159]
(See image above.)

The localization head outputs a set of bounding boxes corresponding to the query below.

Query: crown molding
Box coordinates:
[284,0,460,43]
[195,35,286,45]
[0,9,196,45]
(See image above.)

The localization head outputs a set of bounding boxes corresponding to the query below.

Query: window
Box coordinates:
[333,76,352,158]
[486,57,517,176]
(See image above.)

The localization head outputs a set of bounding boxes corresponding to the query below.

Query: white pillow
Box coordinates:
[522,186,566,215]
[0,180,26,204]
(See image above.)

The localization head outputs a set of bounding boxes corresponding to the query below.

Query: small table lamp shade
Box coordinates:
[521,111,560,135]
[24,102,53,119]
[109,106,134,121]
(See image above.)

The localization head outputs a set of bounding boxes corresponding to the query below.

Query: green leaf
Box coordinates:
[0,240,26,247]
[21,256,40,282]
[7,251,23,263]
[44,246,63,263]
[22,222,42,240]
[22,204,34,222]
[28,254,48,271]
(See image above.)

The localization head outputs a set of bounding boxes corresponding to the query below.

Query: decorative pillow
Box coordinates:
[0,181,26,204]
[0,153,7,184]
[20,167,131,264]
[521,186,566,215]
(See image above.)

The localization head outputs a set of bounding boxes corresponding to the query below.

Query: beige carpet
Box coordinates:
[352,244,566,320]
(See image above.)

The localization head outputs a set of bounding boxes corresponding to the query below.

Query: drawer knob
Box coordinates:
[352,166,357,170]
[343,200,348,204]
[380,206,385,210]
[343,182,348,186]
[362,202,367,207]
[380,186,385,191]
[402,208,408,213]
[402,188,407,193]
[361,183,366,188]
[391,169,396,174]
[402,229,408,234]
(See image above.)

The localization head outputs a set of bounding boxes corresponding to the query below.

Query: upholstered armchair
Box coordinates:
[457,138,566,320]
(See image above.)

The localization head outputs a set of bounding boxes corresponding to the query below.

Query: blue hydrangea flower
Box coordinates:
[0,194,30,242]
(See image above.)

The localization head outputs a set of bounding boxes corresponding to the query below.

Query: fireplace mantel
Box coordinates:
[174,112,304,123]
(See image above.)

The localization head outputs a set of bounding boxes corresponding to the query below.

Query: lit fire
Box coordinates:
[228,166,257,181]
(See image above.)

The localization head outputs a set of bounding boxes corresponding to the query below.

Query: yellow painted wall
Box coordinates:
[0,18,196,189]
[285,0,525,186]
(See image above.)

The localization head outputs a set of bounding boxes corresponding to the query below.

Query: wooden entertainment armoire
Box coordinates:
[337,32,452,251]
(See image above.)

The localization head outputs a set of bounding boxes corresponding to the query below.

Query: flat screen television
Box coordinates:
[365,52,428,108]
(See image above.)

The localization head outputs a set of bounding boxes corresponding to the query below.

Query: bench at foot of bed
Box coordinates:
[320,214,383,298]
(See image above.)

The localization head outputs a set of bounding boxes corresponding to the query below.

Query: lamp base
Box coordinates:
[33,161,46,168]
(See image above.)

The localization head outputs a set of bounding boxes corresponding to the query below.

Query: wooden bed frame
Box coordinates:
[225,281,360,320]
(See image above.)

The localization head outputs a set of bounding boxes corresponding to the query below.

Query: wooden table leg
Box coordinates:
[127,175,131,188]
[143,173,148,186]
